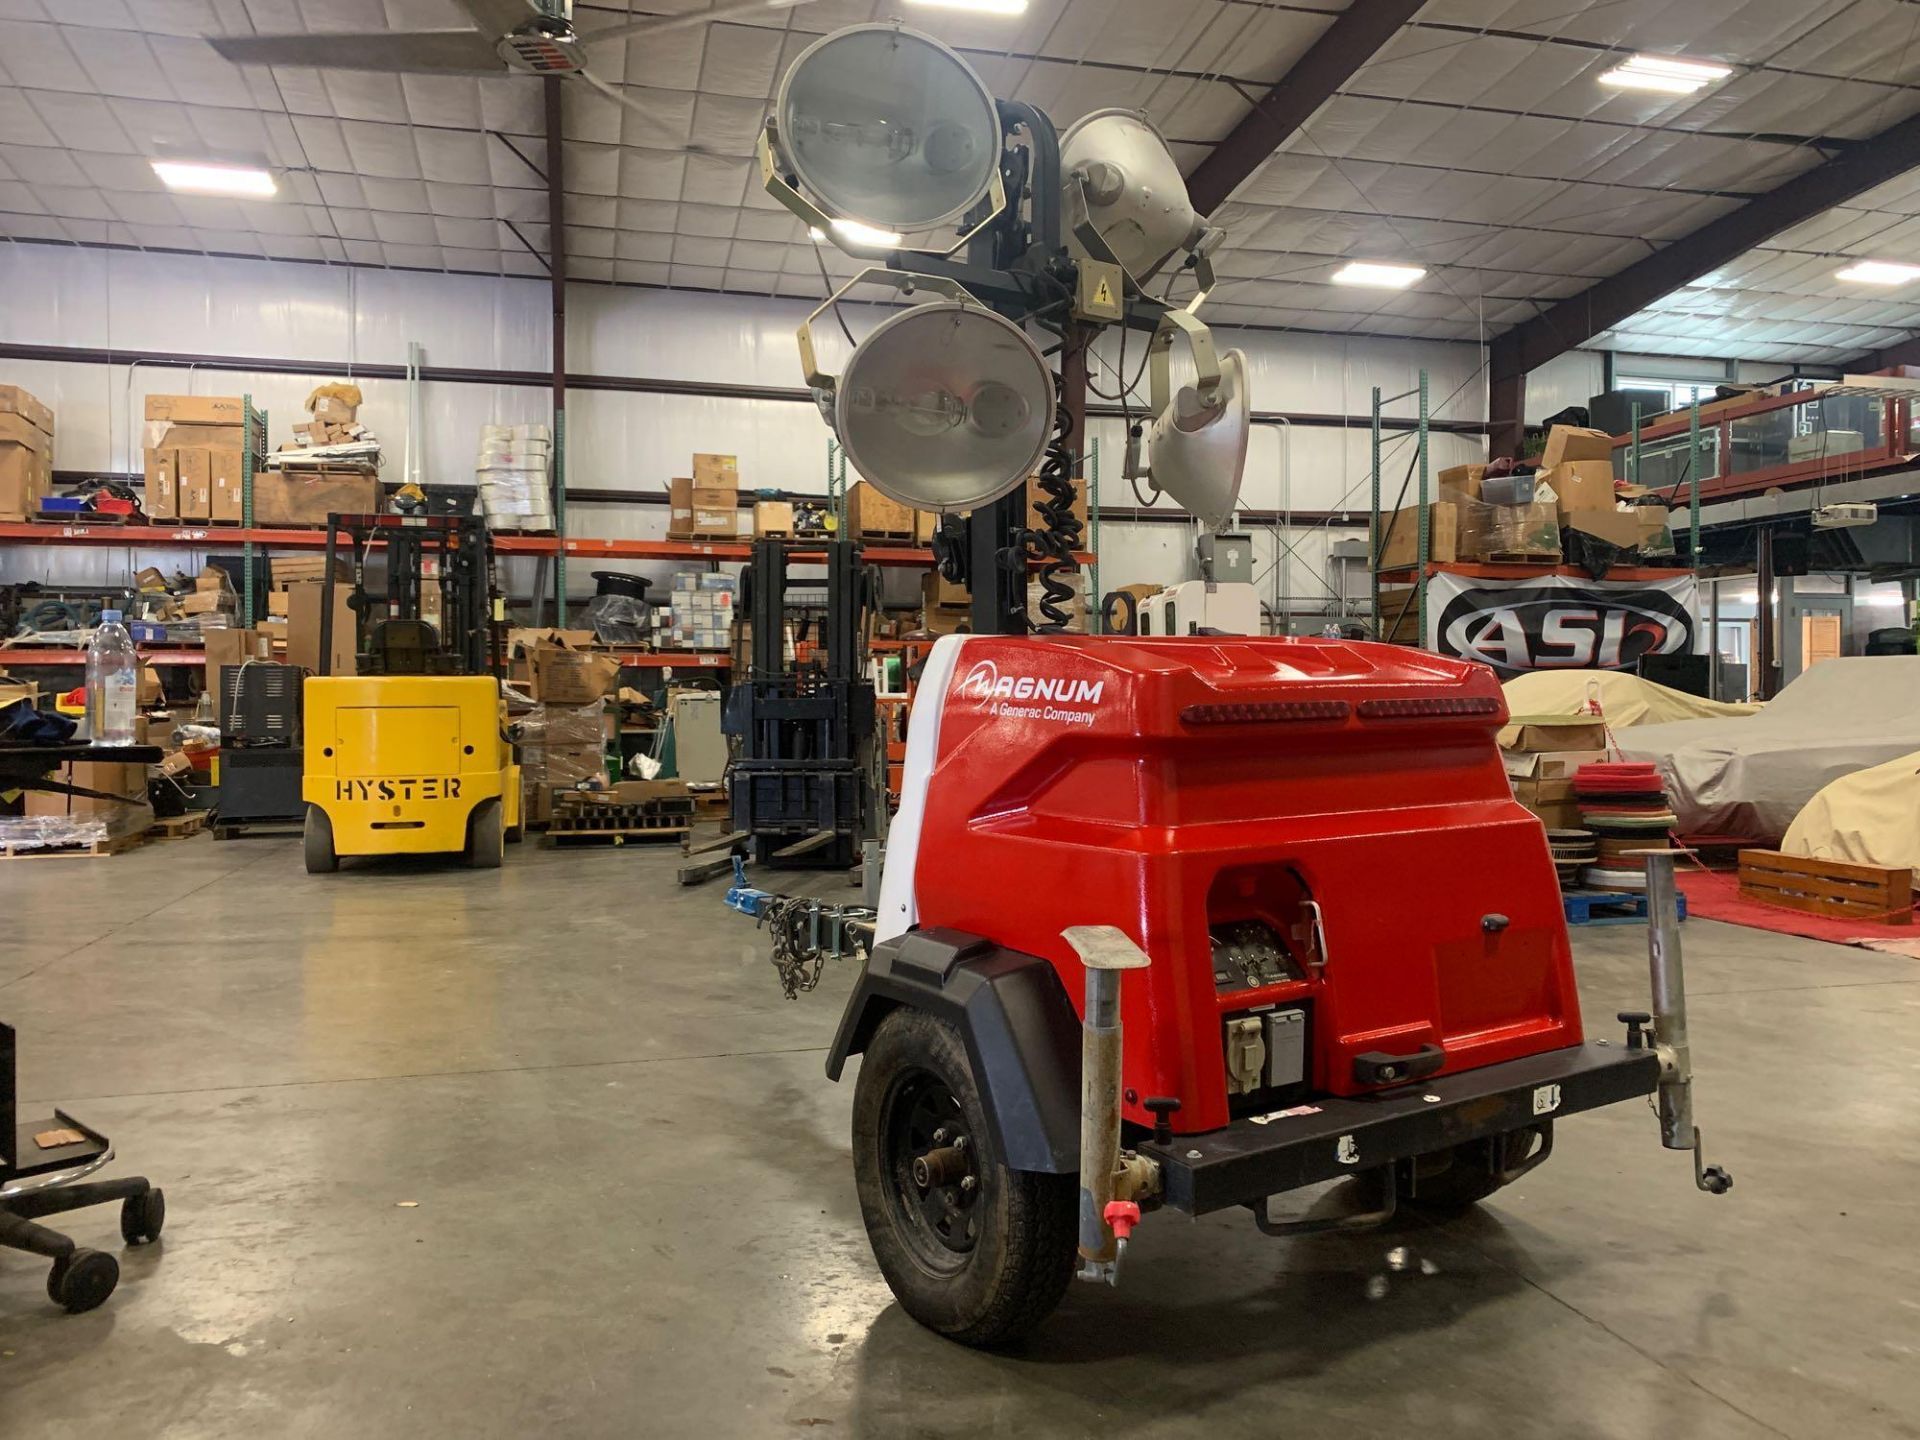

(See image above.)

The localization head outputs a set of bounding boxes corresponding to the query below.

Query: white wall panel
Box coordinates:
[1525,350,1602,423]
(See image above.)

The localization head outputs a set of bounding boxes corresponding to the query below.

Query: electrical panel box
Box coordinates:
[1074,260,1124,323]
[1209,534,1254,584]
[1263,1008,1306,1090]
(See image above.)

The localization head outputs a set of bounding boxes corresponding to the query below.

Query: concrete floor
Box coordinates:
[1,836,1917,1440]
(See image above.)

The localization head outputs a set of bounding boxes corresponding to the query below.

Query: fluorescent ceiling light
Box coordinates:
[151,159,277,197]
[903,0,1029,13]
[1599,54,1732,95]
[1331,261,1425,289]
[830,218,904,247]
[1836,260,1920,286]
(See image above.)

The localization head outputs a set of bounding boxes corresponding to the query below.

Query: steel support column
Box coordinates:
[543,75,568,619]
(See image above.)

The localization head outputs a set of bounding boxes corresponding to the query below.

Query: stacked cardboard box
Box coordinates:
[142,395,245,524]
[291,384,372,449]
[527,636,620,704]
[1501,716,1611,831]
[259,383,381,525]
[921,571,971,636]
[668,453,741,540]
[666,572,736,650]
[519,699,608,825]
[476,423,554,530]
[0,384,54,522]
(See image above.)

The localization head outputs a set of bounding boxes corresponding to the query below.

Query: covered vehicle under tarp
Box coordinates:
[1783,751,1920,881]
[1502,671,1761,728]
[1619,657,1920,841]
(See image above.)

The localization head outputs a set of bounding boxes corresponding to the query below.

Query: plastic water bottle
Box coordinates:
[87,609,139,746]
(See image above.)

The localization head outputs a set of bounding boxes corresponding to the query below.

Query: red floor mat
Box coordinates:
[1674,868,1914,947]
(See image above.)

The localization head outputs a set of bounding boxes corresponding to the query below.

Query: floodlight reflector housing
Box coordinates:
[1061,108,1210,280]
[774,23,1001,234]
[1147,348,1249,533]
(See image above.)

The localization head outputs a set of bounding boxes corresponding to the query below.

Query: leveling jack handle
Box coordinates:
[1632,850,1733,1197]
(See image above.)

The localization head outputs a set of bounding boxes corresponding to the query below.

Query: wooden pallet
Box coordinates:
[151,810,211,840]
[854,527,916,543]
[1737,849,1913,925]
[1483,550,1564,564]
[1563,889,1688,926]
[0,829,146,860]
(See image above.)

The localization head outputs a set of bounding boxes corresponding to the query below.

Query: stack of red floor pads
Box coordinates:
[1573,762,1676,891]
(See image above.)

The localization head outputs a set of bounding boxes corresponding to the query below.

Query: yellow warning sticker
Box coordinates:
[1092,277,1115,309]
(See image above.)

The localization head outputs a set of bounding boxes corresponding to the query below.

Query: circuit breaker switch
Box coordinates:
[1225,1017,1266,1095]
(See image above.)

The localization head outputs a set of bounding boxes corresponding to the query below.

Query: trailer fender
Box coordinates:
[826,927,1082,1174]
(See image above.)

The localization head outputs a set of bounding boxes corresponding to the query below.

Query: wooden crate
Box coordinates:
[846,481,916,541]
[1737,849,1913,925]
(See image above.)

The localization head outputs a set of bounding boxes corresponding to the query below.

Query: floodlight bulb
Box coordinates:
[151,160,277,197]
[1331,261,1425,289]
[831,218,905,248]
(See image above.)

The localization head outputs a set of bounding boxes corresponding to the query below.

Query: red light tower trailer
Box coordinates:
[828,632,1727,1346]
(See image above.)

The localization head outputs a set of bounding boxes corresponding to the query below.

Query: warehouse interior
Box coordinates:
[2,1,1919,1435]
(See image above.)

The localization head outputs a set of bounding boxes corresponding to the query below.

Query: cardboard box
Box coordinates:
[180,590,229,617]
[1537,459,1616,517]
[1377,501,1459,569]
[146,394,243,425]
[753,500,794,537]
[146,422,243,452]
[204,627,270,679]
[1520,798,1583,831]
[923,570,970,611]
[138,665,163,705]
[267,591,290,618]
[921,607,972,636]
[916,509,938,544]
[1501,748,1610,781]
[1540,425,1613,469]
[848,481,916,539]
[1500,716,1610,753]
[1565,509,1644,550]
[208,446,245,523]
[143,449,178,520]
[176,448,212,522]
[0,383,54,435]
[1436,463,1486,500]
[285,580,356,675]
[1512,776,1578,808]
[24,761,147,819]
[692,453,738,490]
[690,500,738,537]
[253,469,380,527]
[667,476,696,540]
[310,394,356,424]
[528,642,619,704]
[0,445,47,522]
[611,779,691,805]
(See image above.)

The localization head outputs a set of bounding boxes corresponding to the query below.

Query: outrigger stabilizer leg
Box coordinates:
[1622,849,1732,1195]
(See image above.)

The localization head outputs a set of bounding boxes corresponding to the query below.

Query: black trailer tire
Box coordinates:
[303,806,338,874]
[1401,1126,1545,1212]
[466,799,504,869]
[852,1007,1076,1348]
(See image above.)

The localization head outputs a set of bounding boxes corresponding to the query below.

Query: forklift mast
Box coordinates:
[317,513,501,678]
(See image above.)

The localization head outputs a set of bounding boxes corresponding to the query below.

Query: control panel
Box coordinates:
[1210,920,1301,993]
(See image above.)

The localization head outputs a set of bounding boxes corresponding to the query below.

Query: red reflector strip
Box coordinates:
[1180,700,1352,724]
[1356,696,1500,719]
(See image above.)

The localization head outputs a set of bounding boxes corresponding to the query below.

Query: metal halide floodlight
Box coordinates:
[1062,108,1222,292]
[761,24,1007,256]
[1137,329,1250,535]
[799,269,1056,514]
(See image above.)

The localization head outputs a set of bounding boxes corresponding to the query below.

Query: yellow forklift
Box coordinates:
[301,512,521,873]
